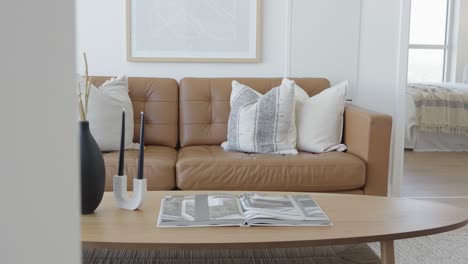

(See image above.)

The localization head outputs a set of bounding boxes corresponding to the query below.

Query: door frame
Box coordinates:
[391,0,411,197]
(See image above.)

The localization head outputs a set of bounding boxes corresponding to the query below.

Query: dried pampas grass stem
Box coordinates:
[77,83,86,121]
[83,53,91,115]
[78,52,91,122]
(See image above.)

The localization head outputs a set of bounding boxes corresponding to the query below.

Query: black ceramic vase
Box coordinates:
[80,121,105,214]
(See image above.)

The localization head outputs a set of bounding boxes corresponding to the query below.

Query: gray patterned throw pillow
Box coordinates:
[221,80,298,155]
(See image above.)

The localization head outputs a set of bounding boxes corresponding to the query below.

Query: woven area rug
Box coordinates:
[83,231,468,264]
[369,230,468,264]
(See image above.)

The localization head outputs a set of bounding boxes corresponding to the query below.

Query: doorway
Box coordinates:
[398,0,468,209]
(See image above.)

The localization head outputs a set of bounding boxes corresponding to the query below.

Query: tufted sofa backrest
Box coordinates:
[91,77,179,148]
[178,78,331,147]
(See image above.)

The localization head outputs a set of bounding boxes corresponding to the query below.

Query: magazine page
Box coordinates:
[157,194,245,227]
[240,193,333,226]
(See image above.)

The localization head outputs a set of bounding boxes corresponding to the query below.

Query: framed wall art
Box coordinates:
[127,0,261,62]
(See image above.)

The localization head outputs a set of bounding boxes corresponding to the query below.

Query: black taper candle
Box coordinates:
[118,109,125,176]
[137,112,145,179]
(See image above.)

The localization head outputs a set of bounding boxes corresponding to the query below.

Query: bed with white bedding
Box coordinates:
[405,82,468,152]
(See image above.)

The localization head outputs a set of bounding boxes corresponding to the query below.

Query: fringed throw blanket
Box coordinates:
[407,83,468,136]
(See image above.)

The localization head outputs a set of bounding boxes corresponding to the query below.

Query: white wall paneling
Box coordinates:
[76,0,287,79]
[284,0,293,77]
[290,0,362,100]
[354,0,401,116]
[76,0,403,113]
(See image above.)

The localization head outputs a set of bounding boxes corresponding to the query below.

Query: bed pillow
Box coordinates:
[283,78,347,153]
[221,80,298,155]
[82,76,137,152]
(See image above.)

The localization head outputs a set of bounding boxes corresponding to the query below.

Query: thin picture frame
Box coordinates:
[126,0,262,63]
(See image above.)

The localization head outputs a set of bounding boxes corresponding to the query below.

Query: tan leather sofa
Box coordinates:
[92,77,179,191]
[92,77,392,196]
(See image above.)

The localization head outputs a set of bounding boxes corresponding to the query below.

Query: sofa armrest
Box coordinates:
[343,104,392,196]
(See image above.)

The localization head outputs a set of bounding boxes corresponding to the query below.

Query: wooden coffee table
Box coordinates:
[82,191,468,264]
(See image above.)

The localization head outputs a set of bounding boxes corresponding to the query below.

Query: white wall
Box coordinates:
[353,0,407,196]
[290,0,361,99]
[455,0,468,82]
[76,0,403,115]
[76,0,362,98]
[76,0,287,79]
[0,1,80,264]
[354,0,402,116]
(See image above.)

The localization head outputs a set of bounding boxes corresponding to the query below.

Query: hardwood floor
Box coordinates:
[401,151,468,197]
[402,151,468,232]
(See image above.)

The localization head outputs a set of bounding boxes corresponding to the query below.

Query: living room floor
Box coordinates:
[402,151,468,232]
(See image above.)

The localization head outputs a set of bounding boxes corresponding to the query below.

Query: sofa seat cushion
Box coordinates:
[103,146,177,191]
[176,146,366,192]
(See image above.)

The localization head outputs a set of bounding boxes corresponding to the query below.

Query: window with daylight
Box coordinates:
[408,0,453,83]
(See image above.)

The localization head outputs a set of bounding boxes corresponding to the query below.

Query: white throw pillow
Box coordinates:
[81,76,137,152]
[221,80,298,155]
[283,78,347,153]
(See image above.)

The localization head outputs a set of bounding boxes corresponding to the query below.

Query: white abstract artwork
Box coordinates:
[127,0,260,62]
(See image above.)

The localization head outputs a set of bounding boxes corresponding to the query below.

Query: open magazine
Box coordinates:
[157,193,333,227]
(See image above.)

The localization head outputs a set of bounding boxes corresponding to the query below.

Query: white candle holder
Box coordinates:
[113,175,147,210]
